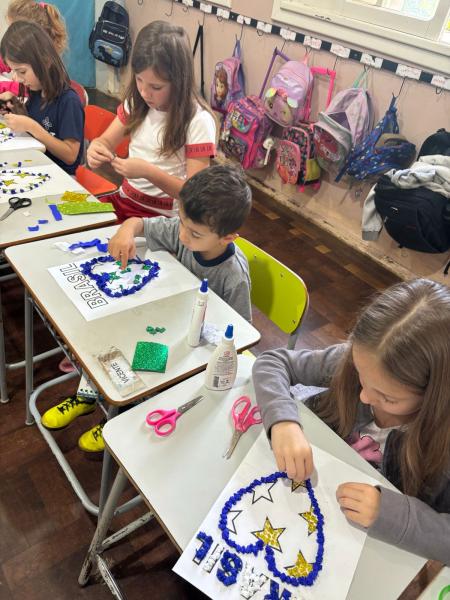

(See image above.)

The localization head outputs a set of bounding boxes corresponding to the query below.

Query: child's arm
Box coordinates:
[4,112,80,164]
[338,482,450,563]
[253,345,347,481]
[110,154,209,199]
[108,217,144,269]
[87,117,127,168]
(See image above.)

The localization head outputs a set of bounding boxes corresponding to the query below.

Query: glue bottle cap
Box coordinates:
[225,324,234,339]
[200,278,208,293]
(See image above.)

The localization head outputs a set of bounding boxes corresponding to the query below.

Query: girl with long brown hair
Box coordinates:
[87,20,216,223]
[0,20,84,174]
[253,278,450,564]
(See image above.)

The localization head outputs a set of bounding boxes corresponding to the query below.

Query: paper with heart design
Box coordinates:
[173,431,379,599]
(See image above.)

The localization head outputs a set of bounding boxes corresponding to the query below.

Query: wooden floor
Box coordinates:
[0,91,435,600]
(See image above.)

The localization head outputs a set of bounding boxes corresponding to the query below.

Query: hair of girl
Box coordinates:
[7,0,67,54]
[215,66,228,100]
[315,278,450,498]
[0,20,70,105]
[123,20,214,157]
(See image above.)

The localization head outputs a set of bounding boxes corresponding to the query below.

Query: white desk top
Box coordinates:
[0,150,116,249]
[5,226,260,404]
[0,130,45,153]
[103,355,425,600]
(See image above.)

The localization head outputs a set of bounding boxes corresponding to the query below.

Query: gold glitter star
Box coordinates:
[252,517,285,552]
[291,480,306,492]
[16,172,31,179]
[285,551,313,578]
[299,505,318,535]
[1,179,16,186]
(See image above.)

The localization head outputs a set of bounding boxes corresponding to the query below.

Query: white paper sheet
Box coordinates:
[173,431,380,600]
[0,129,45,153]
[48,250,199,321]
[0,163,87,203]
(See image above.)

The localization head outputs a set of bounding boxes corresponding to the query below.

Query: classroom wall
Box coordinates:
[107,0,450,282]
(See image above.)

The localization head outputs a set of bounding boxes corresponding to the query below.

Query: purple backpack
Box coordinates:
[210,40,245,115]
[220,95,273,170]
[264,57,313,126]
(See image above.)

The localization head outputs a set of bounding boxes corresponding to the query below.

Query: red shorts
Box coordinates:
[100,180,174,223]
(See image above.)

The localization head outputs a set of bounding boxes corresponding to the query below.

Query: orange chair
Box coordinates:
[76,105,129,197]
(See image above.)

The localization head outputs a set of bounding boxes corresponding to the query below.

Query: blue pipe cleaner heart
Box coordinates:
[79,255,160,298]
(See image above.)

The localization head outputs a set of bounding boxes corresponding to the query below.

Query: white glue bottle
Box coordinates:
[187,278,209,347]
[204,324,237,391]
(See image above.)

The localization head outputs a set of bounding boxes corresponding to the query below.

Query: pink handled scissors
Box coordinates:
[223,396,262,459]
[145,395,204,437]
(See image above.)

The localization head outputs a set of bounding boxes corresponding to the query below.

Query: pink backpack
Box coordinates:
[264,57,313,126]
[220,95,273,170]
[210,39,245,115]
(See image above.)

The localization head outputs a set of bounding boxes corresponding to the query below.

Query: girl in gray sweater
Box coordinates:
[253,279,450,564]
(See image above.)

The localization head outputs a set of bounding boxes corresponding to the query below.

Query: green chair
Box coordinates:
[236,237,309,350]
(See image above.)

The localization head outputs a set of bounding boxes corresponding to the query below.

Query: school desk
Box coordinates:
[79,355,426,600]
[419,567,450,599]
[0,149,117,403]
[5,227,260,516]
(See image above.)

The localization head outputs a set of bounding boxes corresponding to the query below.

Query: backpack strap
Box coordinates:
[353,68,369,89]
[233,38,242,59]
[305,67,336,121]
[193,24,205,99]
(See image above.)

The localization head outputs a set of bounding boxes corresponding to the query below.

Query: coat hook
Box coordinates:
[199,11,206,27]
[165,0,174,17]
[238,20,244,41]
[182,2,189,12]
[256,27,264,37]
[396,76,407,98]
[332,55,339,70]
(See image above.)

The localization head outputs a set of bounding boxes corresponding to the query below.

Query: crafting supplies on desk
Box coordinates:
[223,395,262,459]
[0,196,31,221]
[146,394,205,436]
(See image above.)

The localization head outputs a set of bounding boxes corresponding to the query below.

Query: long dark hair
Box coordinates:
[0,20,70,104]
[315,278,450,497]
[123,20,213,157]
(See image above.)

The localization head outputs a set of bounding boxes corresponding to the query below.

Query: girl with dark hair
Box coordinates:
[87,20,216,223]
[253,278,450,564]
[0,20,84,174]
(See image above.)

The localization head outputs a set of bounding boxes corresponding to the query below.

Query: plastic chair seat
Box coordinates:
[75,165,118,197]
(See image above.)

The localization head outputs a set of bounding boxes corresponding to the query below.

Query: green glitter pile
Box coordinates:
[131,341,168,373]
[58,201,115,215]
[146,326,166,335]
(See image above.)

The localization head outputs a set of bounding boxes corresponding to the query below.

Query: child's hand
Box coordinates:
[111,157,149,179]
[108,226,137,269]
[3,113,33,133]
[271,421,314,482]
[87,139,115,168]
[336,482,381,528]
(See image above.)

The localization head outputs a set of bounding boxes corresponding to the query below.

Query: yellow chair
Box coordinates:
[236,237,309,350]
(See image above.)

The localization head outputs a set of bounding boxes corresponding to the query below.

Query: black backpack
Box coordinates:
[374,175,450,254]
[418,128,450,158]
[89,1,131,68]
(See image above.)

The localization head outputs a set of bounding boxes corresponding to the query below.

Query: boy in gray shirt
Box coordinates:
[108,164,252,321]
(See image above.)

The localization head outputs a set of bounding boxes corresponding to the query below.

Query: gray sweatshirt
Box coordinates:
[253,344,450,565]
[143,216,252,321]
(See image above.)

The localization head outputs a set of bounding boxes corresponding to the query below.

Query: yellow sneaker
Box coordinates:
[78,423,105,453]
[41,396,96,430]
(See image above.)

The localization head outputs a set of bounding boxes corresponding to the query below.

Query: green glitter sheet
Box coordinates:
[131,341,168,373]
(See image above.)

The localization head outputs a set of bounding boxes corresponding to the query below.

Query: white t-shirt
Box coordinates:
[117,102,216,216]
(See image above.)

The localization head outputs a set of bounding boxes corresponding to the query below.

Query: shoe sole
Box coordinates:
[40,407,97,430]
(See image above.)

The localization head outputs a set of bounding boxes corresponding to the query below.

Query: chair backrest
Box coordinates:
[84,104,129,158]
[235,237,309,349]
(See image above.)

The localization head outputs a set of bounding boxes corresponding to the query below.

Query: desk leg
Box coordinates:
[99,404,119,517]
[79,468,127,589]
[24,289,34,425]
[0,287,9,403]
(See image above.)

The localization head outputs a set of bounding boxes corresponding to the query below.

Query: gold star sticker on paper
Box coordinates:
[2,179,16,186]
[291,480,306,492]
[285,551,313,578]
[299,505,318,535]
[252,517,286,552]
[16,172,31,179]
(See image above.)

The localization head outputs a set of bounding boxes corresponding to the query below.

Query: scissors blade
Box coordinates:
[223,429,242,459]
[177,394,204,415]
[0,207,14,221]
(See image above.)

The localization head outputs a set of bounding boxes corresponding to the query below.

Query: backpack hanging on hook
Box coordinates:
[89,1,131,68]
[210,38,245,115]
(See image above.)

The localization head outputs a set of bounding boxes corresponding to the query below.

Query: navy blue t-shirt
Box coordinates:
[27,87,84,175]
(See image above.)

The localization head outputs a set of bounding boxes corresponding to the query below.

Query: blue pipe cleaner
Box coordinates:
[218,472,325,588]
[68,238,109,253]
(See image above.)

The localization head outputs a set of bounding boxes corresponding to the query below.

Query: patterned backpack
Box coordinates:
[264,57,313,127]
[210,39,245,115]
[220,95,273,170]
[275,67,336,191]
[313,72,373,175]
[336,95,416,182]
